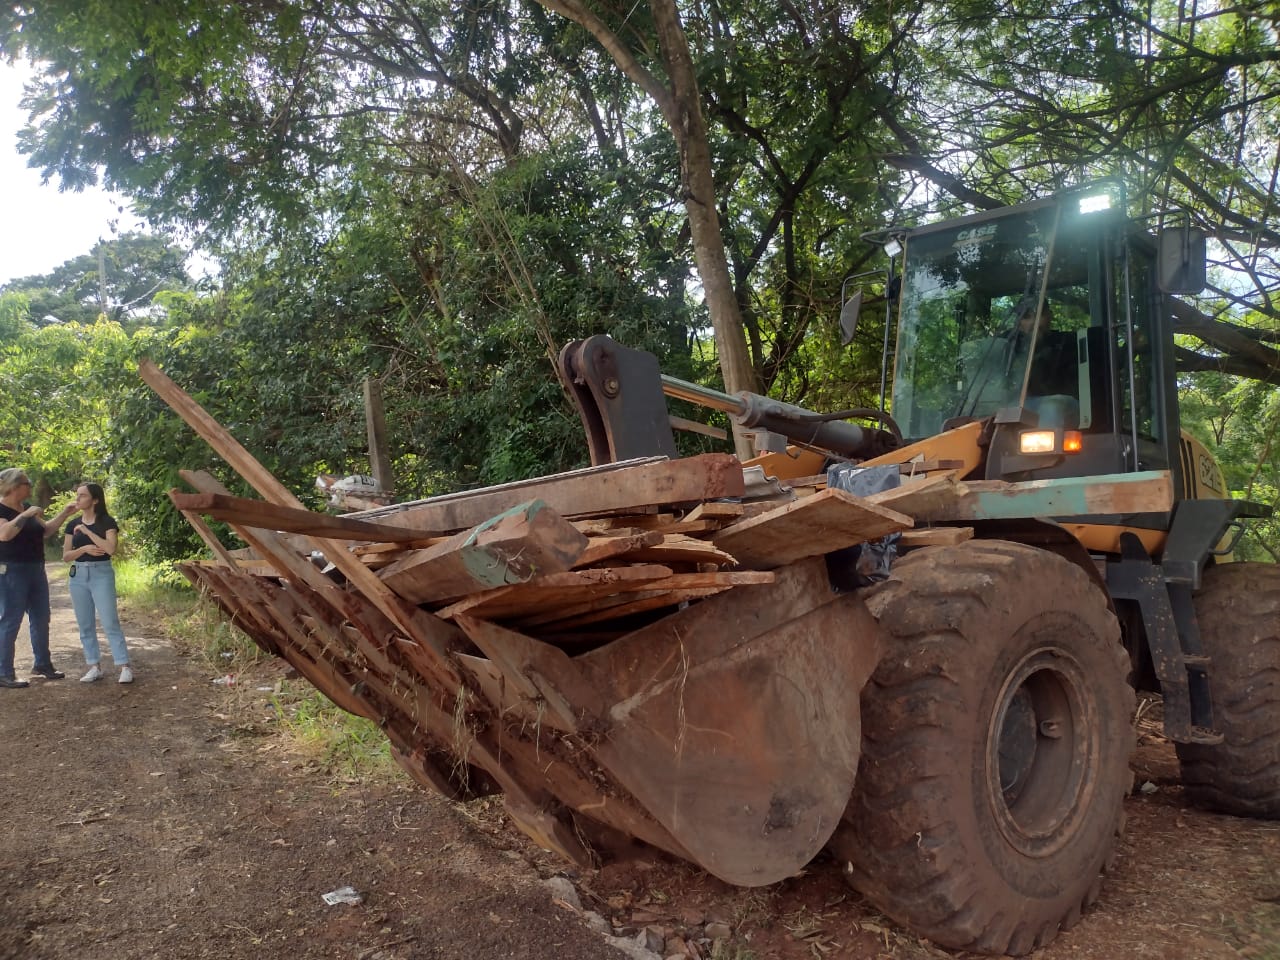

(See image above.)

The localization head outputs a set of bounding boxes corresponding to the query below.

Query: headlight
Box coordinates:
[1018,429,1084,454]
[1019,430,1057,454]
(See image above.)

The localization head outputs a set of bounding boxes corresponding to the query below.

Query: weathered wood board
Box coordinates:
[893,470,1175,522]
[713,487,914,569]
[360,455,746,535]
[377,500,589,604]
[169,490,432,542]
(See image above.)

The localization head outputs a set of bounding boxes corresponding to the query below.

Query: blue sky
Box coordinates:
[0,59,146,286]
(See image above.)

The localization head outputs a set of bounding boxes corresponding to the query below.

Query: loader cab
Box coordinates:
[889,187,1180,486]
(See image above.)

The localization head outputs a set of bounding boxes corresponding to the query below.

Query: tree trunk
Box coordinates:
[649,0,758,457]
[534,0,760,459]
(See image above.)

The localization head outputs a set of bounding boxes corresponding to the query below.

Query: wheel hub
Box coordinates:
[987,645,1096,857]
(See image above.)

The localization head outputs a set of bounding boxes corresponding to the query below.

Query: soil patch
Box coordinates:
[2,567,1277,960]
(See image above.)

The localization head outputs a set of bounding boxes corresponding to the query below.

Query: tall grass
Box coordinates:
[114,558,264,669]
[114,558,399,782]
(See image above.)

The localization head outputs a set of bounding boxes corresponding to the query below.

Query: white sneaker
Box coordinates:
[118,666,134,684]
[80,664,103,683]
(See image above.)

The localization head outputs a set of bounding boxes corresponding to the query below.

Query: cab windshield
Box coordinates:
[891,204,1095,439]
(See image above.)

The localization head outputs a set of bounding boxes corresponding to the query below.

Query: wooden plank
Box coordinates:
[356,454,746,535]
[440,566,770,624]
[363,377,394,496]
[784,461,967,491]
[143,362,463,672]
[179,509,236,566]
[669,414,727,440]
[898,526,975,548]
[712,487,913,569]
[530,586,733,631]
[169,490,434,542]
[606,513,675,530]
[647,518,720,535]
[622,535,737,567]
[353,538,447,556]
[782,474,828,489]
[140,359,303,508]
[573,530,665,567]
[517,587,676,628]
[900,458,966,475]
[863,470,965,517]
[377,500,588,605]
[435,565,676,621]
[904,470,1175,522]
[683,501,744,522]
[572,520,653,536]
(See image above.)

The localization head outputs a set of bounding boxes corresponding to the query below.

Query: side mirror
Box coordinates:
[1157,224,1207,294]
[839,289,862,346]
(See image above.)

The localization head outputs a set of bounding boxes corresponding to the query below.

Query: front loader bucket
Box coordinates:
[180,555,882,885]
[147,345,899,887]
[456,557,883,885]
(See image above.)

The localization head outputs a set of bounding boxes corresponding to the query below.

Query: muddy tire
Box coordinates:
[828,540,1135,956]
[1175,562,1280,819]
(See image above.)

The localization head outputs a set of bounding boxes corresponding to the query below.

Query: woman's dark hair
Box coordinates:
[81,482,109,516]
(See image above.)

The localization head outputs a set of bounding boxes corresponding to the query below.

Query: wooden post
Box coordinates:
[363,377,394,497]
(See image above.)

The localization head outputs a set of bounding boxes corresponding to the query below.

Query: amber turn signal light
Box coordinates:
[1063,430,1083,453]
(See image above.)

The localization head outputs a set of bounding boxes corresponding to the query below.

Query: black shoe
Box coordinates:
[0,677,30,689]
[32,667,65,680]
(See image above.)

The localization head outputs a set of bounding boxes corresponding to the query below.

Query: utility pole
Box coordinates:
[97,243,108,318]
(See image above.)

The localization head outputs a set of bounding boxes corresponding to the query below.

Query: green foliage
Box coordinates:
[1,0,1276,569]
[2,232,193,327]
[270,689,397,781]
[0,308,131,486]
[113,555,394,779]
[1179,372,1280,561]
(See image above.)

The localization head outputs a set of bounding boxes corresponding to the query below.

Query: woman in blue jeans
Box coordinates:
[0,468,78,688]
[62,483,133,684]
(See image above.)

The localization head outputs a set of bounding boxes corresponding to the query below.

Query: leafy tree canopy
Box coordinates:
[1,1,1276,558]
[2,232,194,327]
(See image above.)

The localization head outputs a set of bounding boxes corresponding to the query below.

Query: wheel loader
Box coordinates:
[159,183,1279,957]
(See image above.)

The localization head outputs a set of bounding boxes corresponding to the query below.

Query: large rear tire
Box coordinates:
[1175,562,1280,819]
[828,540,1135,956]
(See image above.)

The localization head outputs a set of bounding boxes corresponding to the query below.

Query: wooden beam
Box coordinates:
[898,526,975,548]
[713,487,913,569]
[355,455,746,535]
[377,500,589,605]
[435,564,676,621]
[178,509,237,566]
[902,470,1175,522]
[139,358,303,508]
[141,361,464,669]
[363,377,394,496]
[169,490,435,542]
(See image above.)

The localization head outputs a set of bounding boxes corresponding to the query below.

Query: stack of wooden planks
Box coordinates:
[144,355,1179,882]
[168,452,935,644]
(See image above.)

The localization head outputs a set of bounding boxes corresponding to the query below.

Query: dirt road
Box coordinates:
[1,568,1277,960]
[0,570,630,960]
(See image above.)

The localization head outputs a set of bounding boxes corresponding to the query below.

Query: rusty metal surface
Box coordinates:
[179,555,883,885]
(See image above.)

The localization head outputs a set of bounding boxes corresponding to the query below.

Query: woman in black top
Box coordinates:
[63,483,133,684]
[0,468,77,688]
